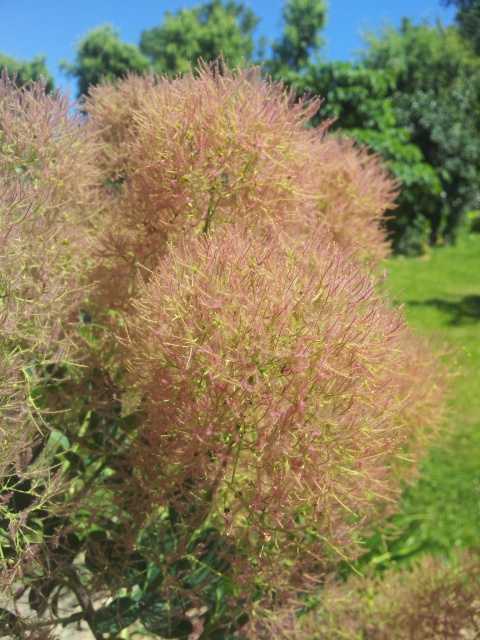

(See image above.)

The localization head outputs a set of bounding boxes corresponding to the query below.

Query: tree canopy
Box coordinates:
[0,53,54,92]
[361,19,480,242]
[139,0,260,75]
[284,60,442,253]
[442,0,480,54]
[61,24,151,96]
[61,0,328,94]
[263,12,480,250]
[267,0,328,78]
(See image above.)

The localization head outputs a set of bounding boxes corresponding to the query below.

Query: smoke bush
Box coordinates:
[0,71,98,432]
[0,67,454,639]
[300,551,480,639]
[127,226,410,569]
[0,73,102,601]
[124,222,452,633]
[84,72,156,185]
[86,64,396,311]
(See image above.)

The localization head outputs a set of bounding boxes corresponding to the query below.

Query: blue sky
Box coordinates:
[0,0,456,93]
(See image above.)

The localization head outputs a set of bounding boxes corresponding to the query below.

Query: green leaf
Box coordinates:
[124,550,149,586]
[138,596,193,638]
[46,430,70,453]
[92,597,139,634]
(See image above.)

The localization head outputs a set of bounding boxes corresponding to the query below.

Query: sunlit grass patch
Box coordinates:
[379,230,480,557]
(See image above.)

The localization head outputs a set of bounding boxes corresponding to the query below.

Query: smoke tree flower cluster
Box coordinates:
[297,550,480,639]
[0,75,102,595]
[85,64,396,312]
[0,65,457,639]
[128,228,407,560]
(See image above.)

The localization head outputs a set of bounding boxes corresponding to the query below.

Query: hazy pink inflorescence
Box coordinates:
[128,226,408,568]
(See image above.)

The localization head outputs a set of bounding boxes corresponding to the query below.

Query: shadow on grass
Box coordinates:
[408,295,480,326]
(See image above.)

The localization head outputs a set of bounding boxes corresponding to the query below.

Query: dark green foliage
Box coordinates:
[456,2,480,53]
[0,52,54,92]
[93,597,140,634]
[362,19,480,244]
[137,598,194,638]
[89,503,247,638]
[301,61,397,129]
[443,0,480,54]
[274,60,442,253]
[61,24,152,96]
[267,13,480,252]
[139,0,260,75]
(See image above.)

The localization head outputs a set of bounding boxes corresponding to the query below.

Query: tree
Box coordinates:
[442,0,480,54]
[284,61,443,254]
[266,0,328,80]
[0,52,54,92]
[139,0,260,75]
[264,4,443,253]
[61,24,151,96]
[270,13,480,249]
[361,19,480,242]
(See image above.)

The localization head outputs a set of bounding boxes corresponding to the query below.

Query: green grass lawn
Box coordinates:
[375,230,480,561]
